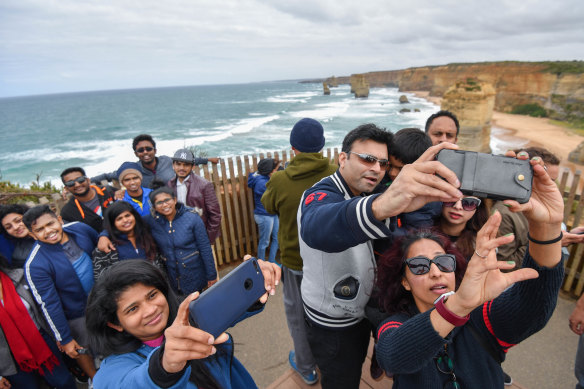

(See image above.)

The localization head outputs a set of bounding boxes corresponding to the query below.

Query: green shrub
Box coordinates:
[511,103,548,117]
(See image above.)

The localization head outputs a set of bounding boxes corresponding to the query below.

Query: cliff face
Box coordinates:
[334,62,584,121]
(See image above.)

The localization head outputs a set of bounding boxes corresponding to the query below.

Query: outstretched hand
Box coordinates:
[373,142,462,219]
[162,292,228,373]
[450,211,539,315]
[501,153,564,225]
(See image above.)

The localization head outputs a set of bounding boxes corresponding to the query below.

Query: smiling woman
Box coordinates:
[85,260,262,389]
[0,204,35,268]
[92,201,161,279]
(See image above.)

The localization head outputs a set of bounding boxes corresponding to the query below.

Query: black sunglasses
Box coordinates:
[435,345,461,389]
[64,176,88,187]
[404,254,456,275]
[347,151,389,168]
[136,146,154,153]
[443,197,481,212]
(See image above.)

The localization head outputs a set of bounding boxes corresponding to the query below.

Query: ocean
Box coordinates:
[0,80,506,187]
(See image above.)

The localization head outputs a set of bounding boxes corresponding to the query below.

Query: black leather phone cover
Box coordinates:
[437,149,533,203]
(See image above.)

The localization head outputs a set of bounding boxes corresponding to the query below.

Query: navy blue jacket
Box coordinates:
[247,172,271,216]
[24,222,98,344]
[145,203,216,294]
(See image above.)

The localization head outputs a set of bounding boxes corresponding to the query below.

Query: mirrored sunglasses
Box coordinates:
[404,254,456,275]
[136,146,154,153]
[443,197,481,211]
[347,151,389,168]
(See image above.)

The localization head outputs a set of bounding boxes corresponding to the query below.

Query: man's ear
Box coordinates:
[401,276,411,291]
[338,151,347,169]
[57,216,64,225]
[107,322,124,332]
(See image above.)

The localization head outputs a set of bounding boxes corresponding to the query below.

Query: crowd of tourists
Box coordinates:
[1,111,583,389]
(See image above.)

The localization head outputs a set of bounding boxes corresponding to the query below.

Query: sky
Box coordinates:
[1,0,583,98]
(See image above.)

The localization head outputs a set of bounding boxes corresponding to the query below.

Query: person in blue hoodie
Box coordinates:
[22,205,98,381]
[248,158,281,264]
[86,258,281,389]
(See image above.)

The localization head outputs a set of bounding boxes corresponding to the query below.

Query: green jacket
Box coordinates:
[261,152,337,270]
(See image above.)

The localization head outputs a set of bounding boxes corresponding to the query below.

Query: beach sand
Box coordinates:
[410,90,584,180]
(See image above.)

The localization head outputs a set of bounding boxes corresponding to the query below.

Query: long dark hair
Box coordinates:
[439,199,489,259]
[0,204,29,238]
[86,260,220,388]
[103,201,157,261]
[375,230,467,315]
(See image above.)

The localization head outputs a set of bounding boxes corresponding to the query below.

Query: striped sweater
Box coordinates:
[376,252,564,388]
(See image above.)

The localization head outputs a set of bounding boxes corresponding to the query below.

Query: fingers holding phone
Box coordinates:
[256,259,281,301]
[163,292,217,373]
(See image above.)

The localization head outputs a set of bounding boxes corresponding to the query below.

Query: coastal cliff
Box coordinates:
[315,61,584,122]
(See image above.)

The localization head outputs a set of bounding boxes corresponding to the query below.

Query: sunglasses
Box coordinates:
[435,346,460,389]
[64,176,88,187]
[347,151,389,168]
[136,146,154,153]
[404,254,456,275]
[443,197,481,211]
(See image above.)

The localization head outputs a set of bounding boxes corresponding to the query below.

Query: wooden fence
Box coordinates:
[559,168,584,297]
[194,148,339,268]
[4,151,584,297]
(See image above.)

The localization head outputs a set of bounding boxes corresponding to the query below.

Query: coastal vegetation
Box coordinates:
[511,103,548,118]
[0,179,60,204]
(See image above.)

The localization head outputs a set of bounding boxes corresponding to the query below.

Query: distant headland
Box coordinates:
[302,61,584,126]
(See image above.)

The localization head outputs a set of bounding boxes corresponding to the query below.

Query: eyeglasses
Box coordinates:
[404,254,456,275]
[154,197,174,207]
[64,176,88,187]
[136,146,154,153]
[443,197,481,211]
[435,345,461,389]
[347,151,389,169]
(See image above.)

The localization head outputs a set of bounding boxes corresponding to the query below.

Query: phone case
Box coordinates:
[189,259,265,337]
[436,149,533,203]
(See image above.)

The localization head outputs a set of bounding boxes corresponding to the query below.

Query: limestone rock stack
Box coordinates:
[323,82,331,95]
[569,141,584,164]
[441,79,496,152]
[351,74,370,98]
[326,76,339,87]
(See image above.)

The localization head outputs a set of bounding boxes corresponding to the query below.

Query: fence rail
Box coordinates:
[4,151,583,297]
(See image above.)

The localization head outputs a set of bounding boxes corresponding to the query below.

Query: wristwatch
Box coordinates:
[434,291,470,326]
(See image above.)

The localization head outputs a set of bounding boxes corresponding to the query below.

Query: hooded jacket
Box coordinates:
[247,172,271,216]
[261,152,337,270]
[145,203,216,295]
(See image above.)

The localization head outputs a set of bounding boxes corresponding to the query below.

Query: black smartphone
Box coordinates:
[436,149,533,203]
[188,258,266,337]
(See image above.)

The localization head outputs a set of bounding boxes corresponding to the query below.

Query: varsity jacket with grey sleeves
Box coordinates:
[298,170,396,328]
